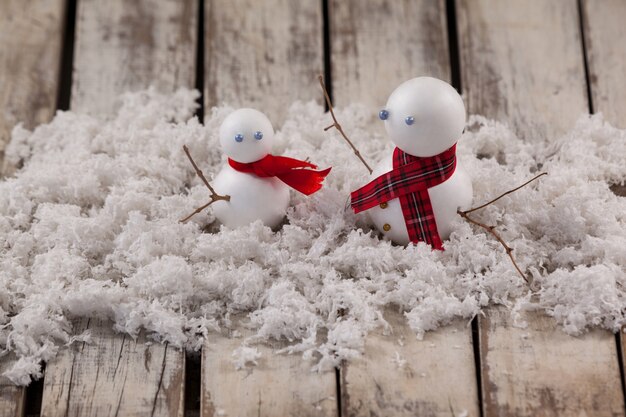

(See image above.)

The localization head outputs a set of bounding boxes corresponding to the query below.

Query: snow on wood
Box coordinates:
[38,0,196,414]
[330,1,480,414]
[201,318,337,417]
[457,0,624,415]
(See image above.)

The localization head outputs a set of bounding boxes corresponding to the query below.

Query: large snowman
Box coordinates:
[211,108,330,228]
[350,77,472,248]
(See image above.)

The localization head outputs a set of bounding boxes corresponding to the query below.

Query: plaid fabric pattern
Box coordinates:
[350,145,457,249]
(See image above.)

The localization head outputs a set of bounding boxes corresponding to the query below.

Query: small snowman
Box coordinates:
[182,108,331,228]
[350,77,472,248]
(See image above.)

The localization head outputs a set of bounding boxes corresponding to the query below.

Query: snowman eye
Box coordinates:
[234,133,244,142]
[378,109,389,120]
[405,116,415,125]
[254,131,263,140]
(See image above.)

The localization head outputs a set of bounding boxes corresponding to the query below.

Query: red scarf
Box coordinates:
[228,154,331,195]
[350,145,457,250]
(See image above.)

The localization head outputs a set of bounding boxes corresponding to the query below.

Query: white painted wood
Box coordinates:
[330,0,450,109]
[0,0,65,175]
[201,3,335,414]
[457,0,588,140]
[71,0,197,116]
[582,0,626,127]
[341,310,479,417]
[41,1,197,415]
[41,319,185,417]
[479,307,624,417]
[0,356,25,417]
[457,1,624,415]
[201,323,337,417]
[204,0,324,124]
[330,2,479,415]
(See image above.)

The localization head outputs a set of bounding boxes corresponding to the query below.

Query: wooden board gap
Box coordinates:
[471,316,485,417]
[184,351,202,417]
[577,0,595,114]
[194,0,205,122]
[321,0,333,109]
[445,0,462,92]
[24,363,45,417]
[56,0,77,111]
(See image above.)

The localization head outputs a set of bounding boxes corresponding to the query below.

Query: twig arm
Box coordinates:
[458,210,529,283]
[318,75,373,175]
[464,172,547,214]
[180,145,230,223]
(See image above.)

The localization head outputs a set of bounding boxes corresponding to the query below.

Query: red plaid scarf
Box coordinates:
[350,145,457,250]
[229,155,331,195]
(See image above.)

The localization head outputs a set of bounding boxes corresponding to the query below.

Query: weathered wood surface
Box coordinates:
[0,0,65,412]
[41,319,185,417]
[71,0,197,116]
[457,1,624,415]
[581,0,626,127]
[0,0,65,174]
[331,1,479,415]
[0,356,25,417]
[330,0,450,110]
[479,308,623,417]
[41,1,196,415]
[201,2,336,415]
[201,324,337,417]
[341,310,479,417]
[204,0,324,123]
[457,0,588,140]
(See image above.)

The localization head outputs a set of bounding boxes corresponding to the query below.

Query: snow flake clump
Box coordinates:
[0,88,624,384]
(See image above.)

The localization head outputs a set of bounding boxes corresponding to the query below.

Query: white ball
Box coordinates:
[212,165,290,228]
[382,77,465,157]
[219,108,274,163]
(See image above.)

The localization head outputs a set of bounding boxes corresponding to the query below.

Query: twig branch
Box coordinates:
[464,172,547,214]
[180,145,230,223]
[318,75,373,175]
[458,172,548,284]
[457,210,529,283]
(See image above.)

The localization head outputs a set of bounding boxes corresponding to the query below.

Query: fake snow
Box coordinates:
[1,89,625,384]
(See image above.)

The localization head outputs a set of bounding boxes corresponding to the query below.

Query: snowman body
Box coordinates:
[368,155,472,245]
[212,108,290,229]
[363,76,472,246]
[212,164,289,228]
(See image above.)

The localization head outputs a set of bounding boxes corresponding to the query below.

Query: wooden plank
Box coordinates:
[582,0,626,392]
[330,0,450,109]
[204,0,324,123]
[479,307,624,417]
[0,0,65,411]
[581,0,626,127]
[201,1,335,415]
[341,310,478,417]
[41,1,196,415]
[41,319,185,417]
[457,1,625,415]
[330,1,479,415]
[457,0,588,140]
[71,0,197,116]
[0,356,25,417]
[0,0,65,174]
[201,323,337,417]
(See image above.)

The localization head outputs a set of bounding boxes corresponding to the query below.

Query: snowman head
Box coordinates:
[219,108,274,163]
[379,77,465,157]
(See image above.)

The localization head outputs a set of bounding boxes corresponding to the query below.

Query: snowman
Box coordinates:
[189,108,331,228]
[350,77,472,248]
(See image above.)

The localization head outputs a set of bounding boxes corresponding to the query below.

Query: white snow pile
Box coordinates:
[1,89,625,384]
